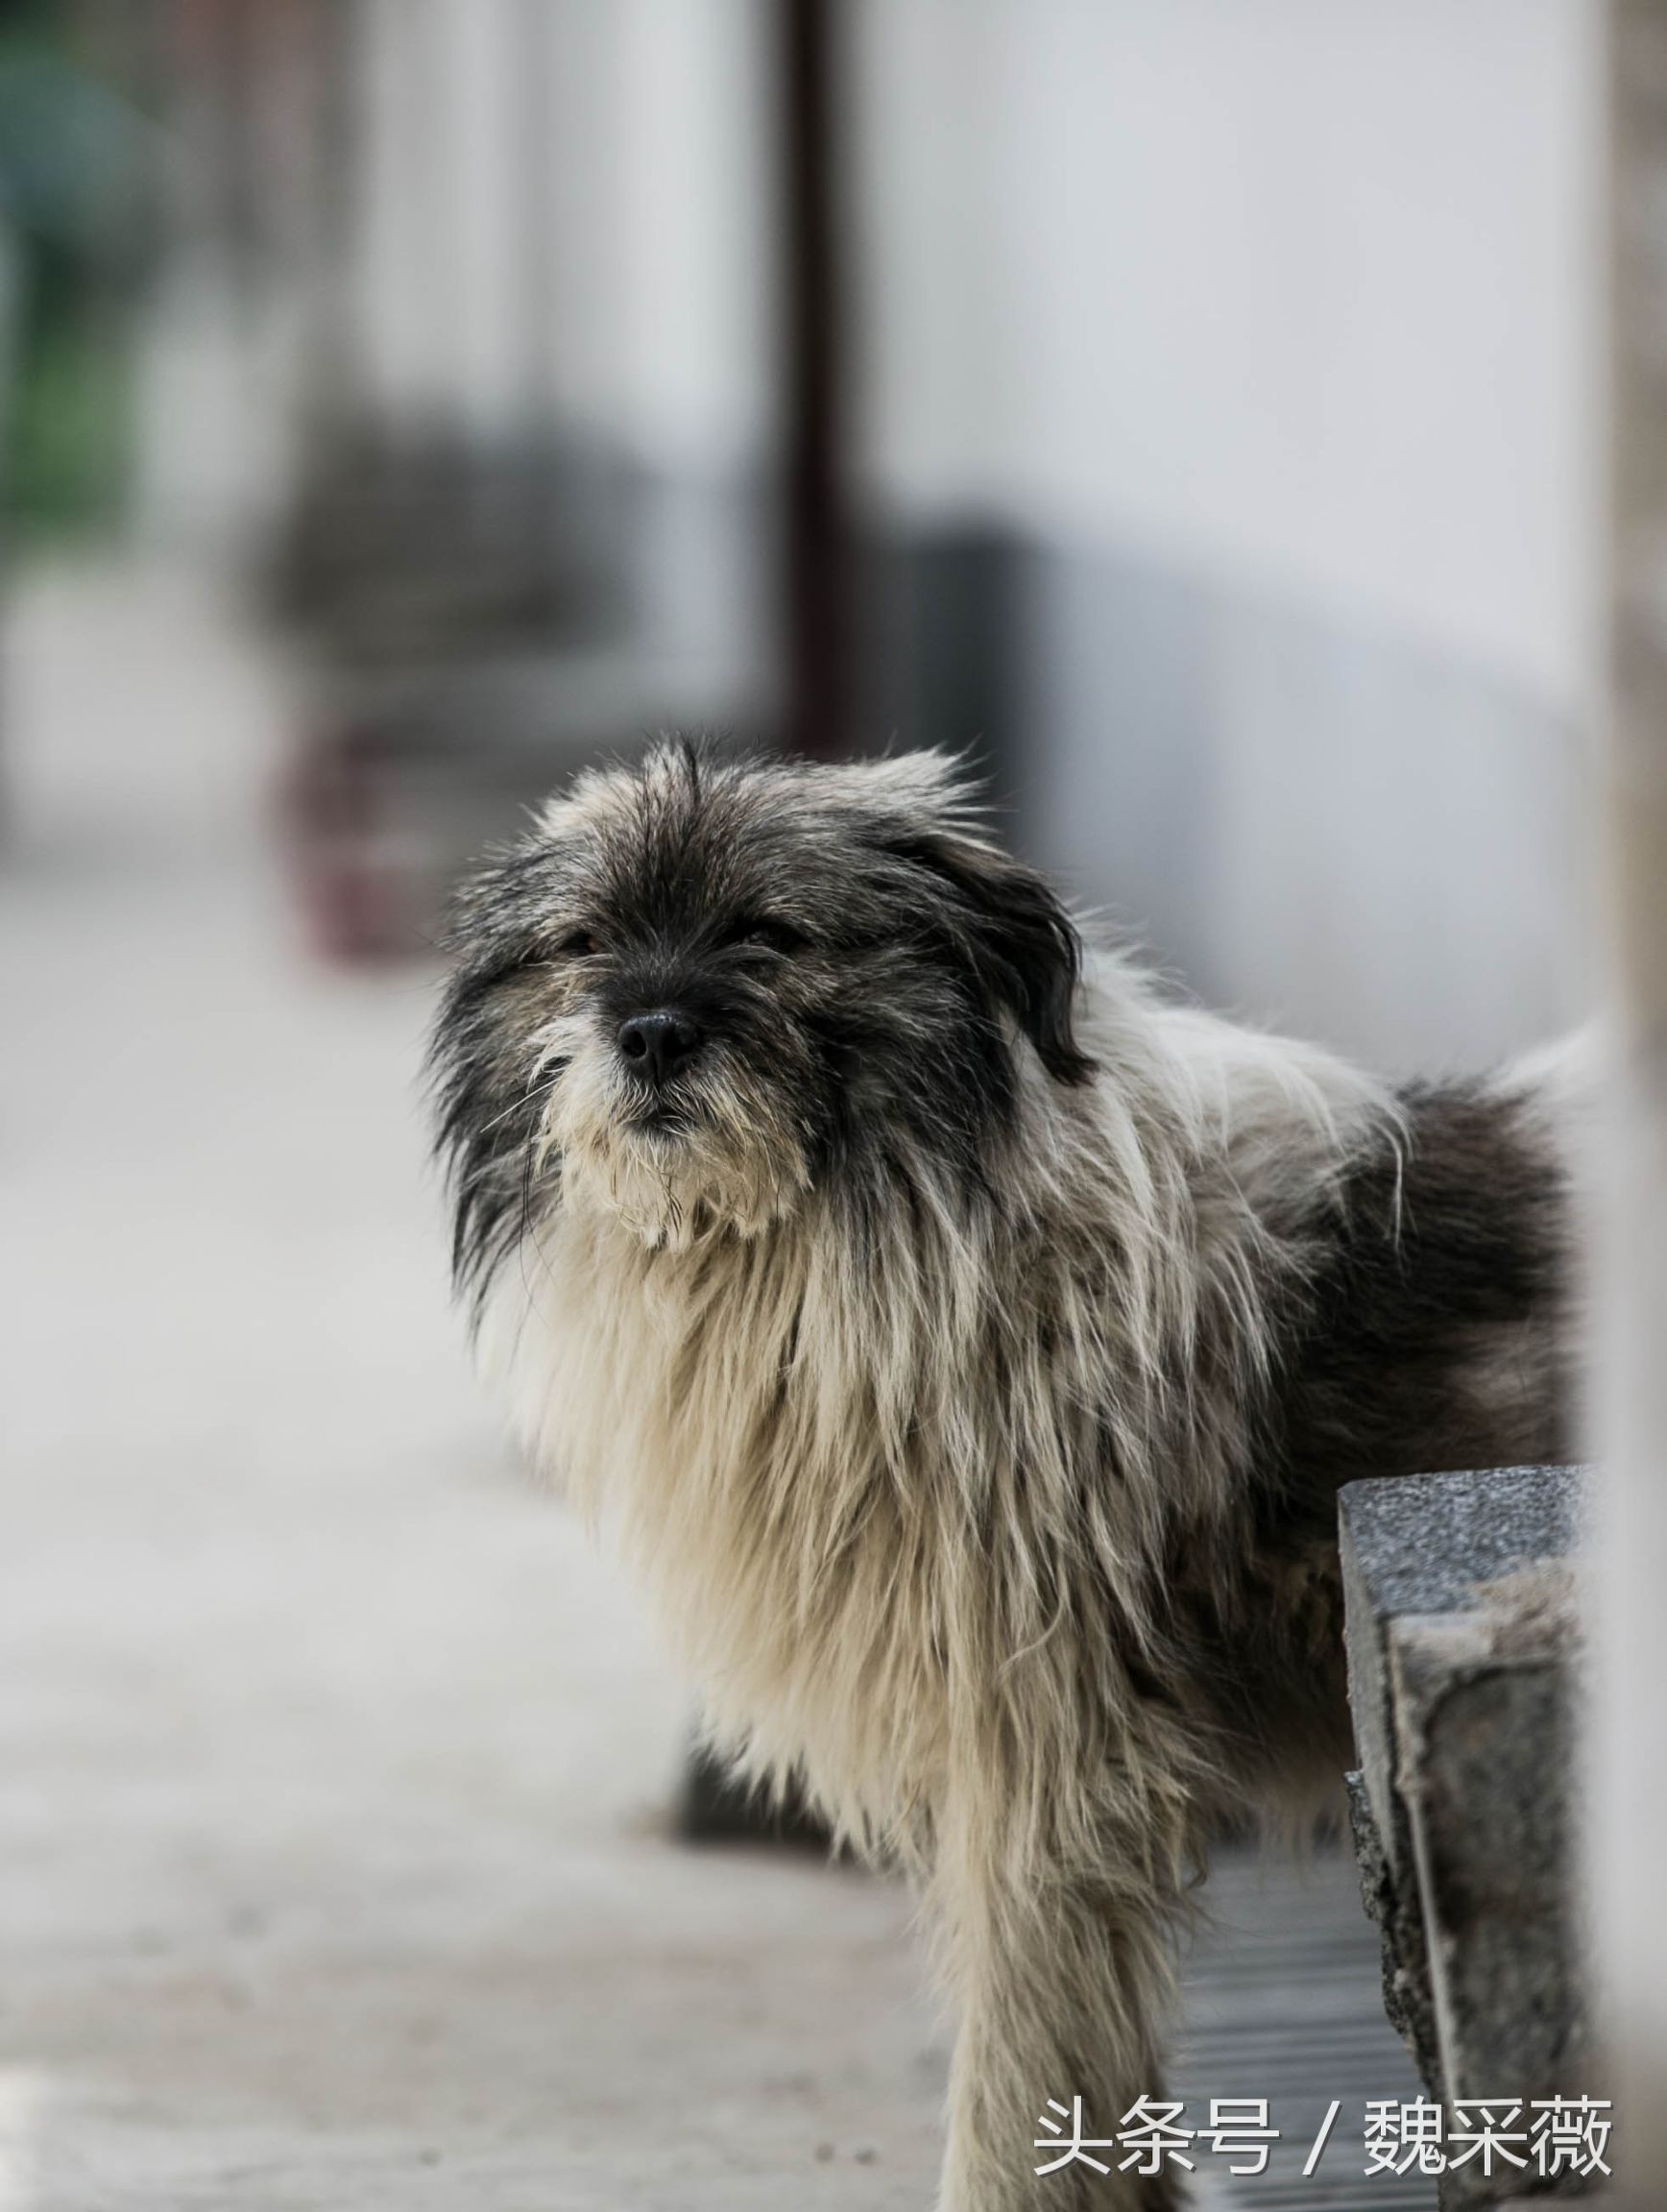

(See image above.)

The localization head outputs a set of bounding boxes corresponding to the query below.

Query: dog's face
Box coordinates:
[431,743,1090,1290]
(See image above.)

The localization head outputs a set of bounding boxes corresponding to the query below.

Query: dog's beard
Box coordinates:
[532,1015,811,1250]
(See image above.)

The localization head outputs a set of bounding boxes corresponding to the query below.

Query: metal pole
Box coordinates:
[781,0,848,761]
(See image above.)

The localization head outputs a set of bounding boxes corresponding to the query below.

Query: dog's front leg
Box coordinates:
[931,1834,1189,2212]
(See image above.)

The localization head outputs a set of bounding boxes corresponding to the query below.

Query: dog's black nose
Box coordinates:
[617,1009,702,1086]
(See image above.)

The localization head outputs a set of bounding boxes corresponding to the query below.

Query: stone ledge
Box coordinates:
[1340,1468,1599,2204]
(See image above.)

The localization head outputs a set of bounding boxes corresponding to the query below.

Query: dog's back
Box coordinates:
[1171,1047,1579,1815]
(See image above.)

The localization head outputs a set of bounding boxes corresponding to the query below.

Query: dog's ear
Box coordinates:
[884,825,1096,1085]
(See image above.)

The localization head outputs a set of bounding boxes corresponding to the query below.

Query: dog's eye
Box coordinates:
[721,914,809,956]
[558,928,598,958]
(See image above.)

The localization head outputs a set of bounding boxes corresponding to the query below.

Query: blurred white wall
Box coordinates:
[354,0,779,473]
[139,0,782,669]
[345,0,780,685]
[852,0,1597,711]
[850,0,1603,1068]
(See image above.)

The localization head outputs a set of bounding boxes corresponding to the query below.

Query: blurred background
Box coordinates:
[0,0,1599,1052]
[0,4,1603,2208]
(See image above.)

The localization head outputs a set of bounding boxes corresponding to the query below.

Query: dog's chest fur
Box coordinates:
[485,1196,978,1829]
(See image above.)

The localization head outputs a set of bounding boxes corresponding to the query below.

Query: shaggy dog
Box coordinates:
[429,741,1574,2211]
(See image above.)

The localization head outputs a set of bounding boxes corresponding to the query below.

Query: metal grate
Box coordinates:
[1173,1842,1435,2211]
